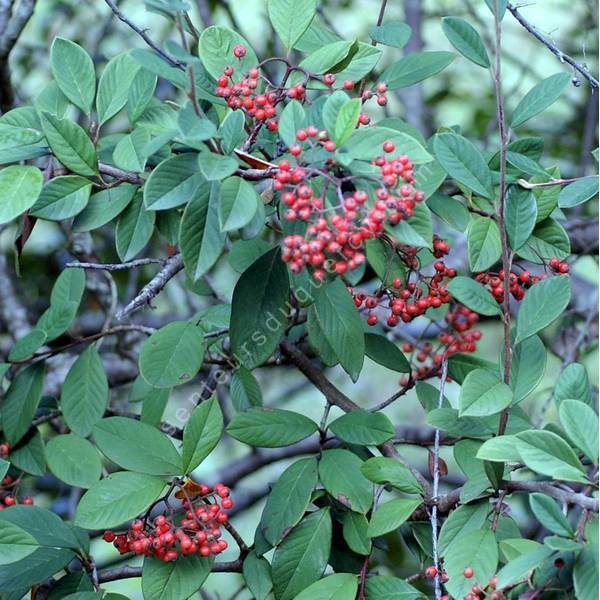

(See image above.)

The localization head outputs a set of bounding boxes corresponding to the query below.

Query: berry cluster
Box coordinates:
[103,482,232,561]
[399,305,481,384]
[427,565,502,600]
[0,475,33,509]
[280,140,424,280]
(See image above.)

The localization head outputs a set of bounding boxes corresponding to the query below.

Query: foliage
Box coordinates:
[0,0,597,599]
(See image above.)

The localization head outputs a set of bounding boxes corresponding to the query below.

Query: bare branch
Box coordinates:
[116,254,184,320]
[98,162,145,185]
[67,258,166,271]
[102,0,185,69]
[507,2,599,88]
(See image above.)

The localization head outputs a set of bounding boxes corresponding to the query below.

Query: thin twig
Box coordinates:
[430,360,447,600]
[103,0,185,69]
[507,2,599,88]
[492,2,513,437]
[66,258,166,271]
[116,254,185,320]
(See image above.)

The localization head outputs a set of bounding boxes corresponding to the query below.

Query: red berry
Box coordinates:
[323,73,336,86]
[4,496,15,506]
[464,567,474,578]
[233,44,247,59]
[383,141,395,153]
[324,140,336,152]
[343,80,355,90]
[103,531,116,542]
[22,497,33,505]
[425,566,438,579]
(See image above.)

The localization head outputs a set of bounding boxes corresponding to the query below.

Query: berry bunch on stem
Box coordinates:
[102,481,232,561]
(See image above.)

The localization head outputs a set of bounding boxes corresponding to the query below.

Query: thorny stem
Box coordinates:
[492,2,513,436]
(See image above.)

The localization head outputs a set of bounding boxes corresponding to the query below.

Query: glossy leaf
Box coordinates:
[30,176,92,221]
[367,498,421,538]
[380,51,456,89]
[441,17,490,67]
[268,0,316,48]
[182,398,224,472]
[468,216,502,271]
[218,176,260,232]
[0,165,43,225]
[459,368,513,417]
[559,399,598,463]
[448,276,502,316]
[329,411,395,445]
[45,435,102,489]
[505,186,537,250]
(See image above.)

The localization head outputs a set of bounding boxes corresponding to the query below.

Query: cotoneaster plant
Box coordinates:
[0,0,597,599]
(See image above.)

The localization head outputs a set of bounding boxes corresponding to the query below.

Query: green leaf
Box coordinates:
[391,201,433,249]
[141,553,213,600]
[92,417,182,476]
[447,276,501,316]
[574,545,599,600]
[0,123,42,149]
[529,493,573,536]
[268,0,316,48]
[505,335,546,403]
[342,512,371,555]
[36,301,78,342]
[45,435,102,489]
[50,38,96,114]
[515,275,571,343]
[299,41,355,75]
[182,398,223,472]
[476,435,522,462]
[318,449,372,514]
[0,521,38,565]
[517,218,570,264]
[441,17,490,67]
[505,186,537,250]
[380,51,456,89]
[511,72,571,128]
[365,575,422,599]
[364,333,410,372]
[230,367,263,411]
[40,113,98,176]
[294,574,358,600]
[0,165,43,225]
[427,192,470,231]
[515,429,587,483]
[360,457,423,495]
[9,431,46,476]
[365,239,406,287]
[116,193,155,261]
[343,126,432,164]
[113,128,151,172]
[259,457,318,546]
[51,267,86,306]
[1,363,44,445]
[307,279,364,381]
[180,183,225,281]
[61,346,108,437]
[559,399,598,463]
[97,53,140,124]
[555,362,593,406]
[198,152,238,181]
[484,0,507,18]
[230,247,290,369]
[217,112,243,156]
[75,472,166,529]
[558,176,599,208]
[9,329,46,362]
[438,501,490,556]
[128,68,157,123]
[227,408,318,448]
[243,552,272,600]
[271,508,332,600]
[459,368,512,417]
[434,133,493,198]
[495,546,553,589]
[144,154,205,210]
[218,176,260,232]
[369,22,412,48]
[198,26,258,79]
[73,184,137,232]
[334,98,361,146]
[329,411,395,445]
[367,498,421,538]
[30,176,92,220]
[139,321,205,388]
[468,216,502,271]
[444,530,498,599]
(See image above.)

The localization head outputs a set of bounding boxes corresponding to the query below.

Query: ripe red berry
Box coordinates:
[22,497,33,505]
[323,73,336,86]
[464,567,474,578]
[359,113,370,125]
[425,566,438,579]
[324,140,336,152]
[4,495,16,506]
[367,315,378,326]
[103,531,116,542]
[383,141,395,153]
[233,44,247,59]
[343,80,355,90]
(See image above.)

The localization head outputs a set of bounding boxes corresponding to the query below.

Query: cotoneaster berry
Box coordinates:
[102,481,232,562]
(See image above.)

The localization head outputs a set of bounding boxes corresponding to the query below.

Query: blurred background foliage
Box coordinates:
[1,0,598,597]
